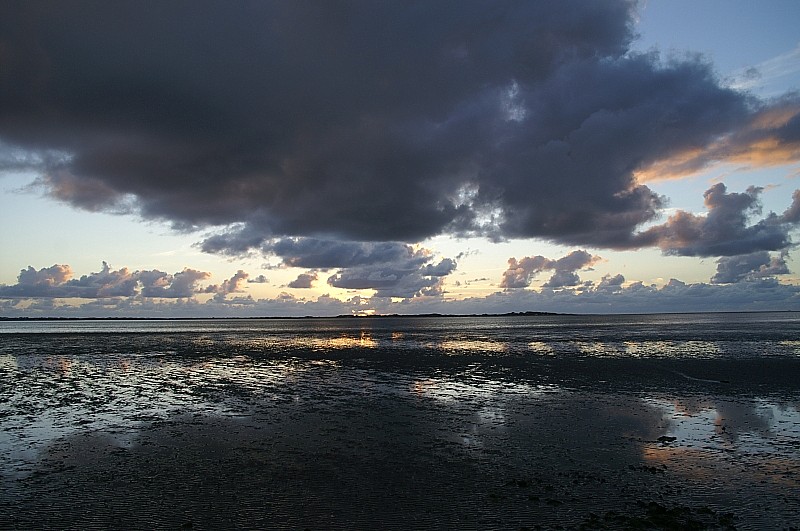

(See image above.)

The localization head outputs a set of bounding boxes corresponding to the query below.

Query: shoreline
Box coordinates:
[1,309,797,321]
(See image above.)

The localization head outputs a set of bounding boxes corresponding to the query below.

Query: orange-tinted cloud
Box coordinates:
[636,98,800,182]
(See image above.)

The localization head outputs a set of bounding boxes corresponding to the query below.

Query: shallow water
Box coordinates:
[1,313,799,528]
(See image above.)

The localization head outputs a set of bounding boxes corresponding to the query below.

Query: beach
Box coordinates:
[1,314,799,529]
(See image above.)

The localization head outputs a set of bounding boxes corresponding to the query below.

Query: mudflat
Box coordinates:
[1,315,798,528]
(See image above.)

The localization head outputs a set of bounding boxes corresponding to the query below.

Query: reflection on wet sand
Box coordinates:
[646,396,800,448]
[321,331,378,350]
[1,351,797,528]
[527,340,554,355]
[779,339,800,354]
[438,338,508,354]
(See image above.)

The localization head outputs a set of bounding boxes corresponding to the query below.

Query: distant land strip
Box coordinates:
[1,310,797,321]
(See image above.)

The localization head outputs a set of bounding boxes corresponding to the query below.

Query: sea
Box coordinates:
[1,312,799,529]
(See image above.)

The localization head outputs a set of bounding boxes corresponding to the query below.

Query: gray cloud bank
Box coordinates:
[1,0,799,257]
[2,272,797,318]
[1,250,796,317]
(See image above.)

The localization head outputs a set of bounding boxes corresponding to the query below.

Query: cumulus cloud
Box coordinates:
[327,255,456,298]
[0,262,211,299]
[247,275,269,284]
[594,273,626,292]
[127,268,210,298]
[783,189,800,223]
[2,1,799,253]
[254,237,458,298]
[204,270,249,301]
[635,183,800,256]
[18,264,72,287]
[0,262,137,298]
[711,251,790,284]
[501,250,601,289]
[288,272,318,289]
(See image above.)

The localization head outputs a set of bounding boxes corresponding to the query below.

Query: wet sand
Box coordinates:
[1,330,799,529]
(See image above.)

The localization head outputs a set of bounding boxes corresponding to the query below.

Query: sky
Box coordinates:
[1,0,799,317]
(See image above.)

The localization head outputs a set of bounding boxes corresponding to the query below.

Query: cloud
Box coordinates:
[634,95,800,181]
[3,1,799,252]
[501,250,601,289]
[255,237,458,298]
[204,270,249,301]
[288,272,318,289]
[265,238,419,269]
[247,275,269,284]
[3,263,798,317]
[130,268,211,299]
[0,262,210,299]
[635,183,800,256]
[327,256,456,298]
[0,262,137,298]
[408,276,800,315]
[29,170,133,213]
[783,189,800,223]
[18,264,72,286]
[596,273,626,292]
[711,251,790,284]
[730,43,800,96]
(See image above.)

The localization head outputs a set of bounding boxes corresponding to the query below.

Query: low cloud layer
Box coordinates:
[2,265,797,318]
[2,1,799,254]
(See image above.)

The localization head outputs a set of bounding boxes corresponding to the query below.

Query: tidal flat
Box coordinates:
[1,314,799,529]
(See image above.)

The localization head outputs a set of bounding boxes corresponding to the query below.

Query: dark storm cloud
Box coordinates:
[31,170,132,213]
[500,250,601,289]
[3,1,799,251]
[711,251,790,284]
[635,183,800,256]
[0,262,211,299]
